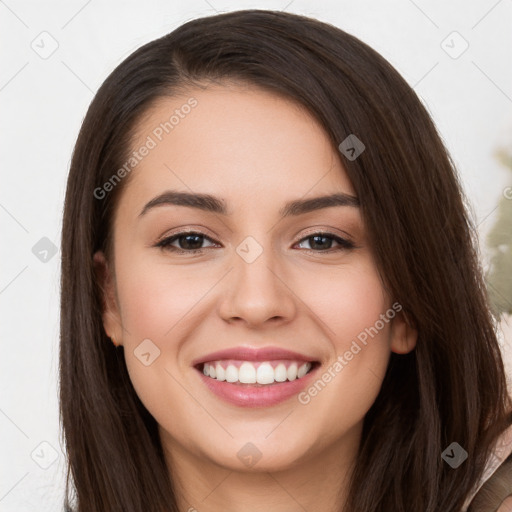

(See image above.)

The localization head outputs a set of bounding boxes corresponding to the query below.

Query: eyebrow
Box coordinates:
[139,190,360,218]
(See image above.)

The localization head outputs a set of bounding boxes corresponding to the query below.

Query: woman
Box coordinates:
[60,9,512,511]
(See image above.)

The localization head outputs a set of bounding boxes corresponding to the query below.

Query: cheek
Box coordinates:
[115,254,213,340]
[117,250,392,380]
[298,262,390,354]
[113,254,219,408]
[114,244,392,449]
[293,263,393,425]
[332,267,392,381]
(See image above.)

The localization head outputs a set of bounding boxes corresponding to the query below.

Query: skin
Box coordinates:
[499,496,512,512]
[95,83,417,512]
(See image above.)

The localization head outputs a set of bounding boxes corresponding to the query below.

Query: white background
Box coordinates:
[1,1,512,510]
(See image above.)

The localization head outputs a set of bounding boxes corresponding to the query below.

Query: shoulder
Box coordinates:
[465,424,512,511]
[466,454,512,511]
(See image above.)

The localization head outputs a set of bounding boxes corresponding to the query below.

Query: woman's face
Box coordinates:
[96,83,416,473]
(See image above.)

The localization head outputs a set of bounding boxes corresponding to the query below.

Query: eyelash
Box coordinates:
[154,230,355,255]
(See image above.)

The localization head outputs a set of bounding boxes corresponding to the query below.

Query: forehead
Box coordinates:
[121,83,355,214]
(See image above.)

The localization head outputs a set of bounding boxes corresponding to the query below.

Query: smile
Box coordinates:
[193,346,320,407]
[202,360,313,385]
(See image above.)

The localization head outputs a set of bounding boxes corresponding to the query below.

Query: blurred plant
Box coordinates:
[485,147,512,316]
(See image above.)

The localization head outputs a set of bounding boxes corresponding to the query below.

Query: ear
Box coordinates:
[93,251,123,346]
[389,310,417,355]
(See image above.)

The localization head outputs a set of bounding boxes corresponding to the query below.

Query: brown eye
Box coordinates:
[155,231,218,253]
[295,233,355,252]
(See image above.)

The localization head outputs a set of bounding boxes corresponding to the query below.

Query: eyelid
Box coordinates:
[154,226,356,253]
[154,226,219,244]
[296,226,354,242]
[155,225,354,243]
[293,231,355,251]
[154,229,219,251]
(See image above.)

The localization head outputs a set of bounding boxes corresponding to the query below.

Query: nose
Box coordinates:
[218,241,297,328]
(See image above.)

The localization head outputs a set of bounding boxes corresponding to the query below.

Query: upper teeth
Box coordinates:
[202,360,312,384]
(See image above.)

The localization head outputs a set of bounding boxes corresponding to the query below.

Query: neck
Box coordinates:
[161,425,361,512]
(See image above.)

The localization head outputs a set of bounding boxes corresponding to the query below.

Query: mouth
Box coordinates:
[192,347,321,407]
[196,359,319,386]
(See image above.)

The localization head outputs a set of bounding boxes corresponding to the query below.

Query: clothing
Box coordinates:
[462,423,512,511]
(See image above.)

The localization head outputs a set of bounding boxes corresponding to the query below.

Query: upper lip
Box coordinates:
[192,346,318,366]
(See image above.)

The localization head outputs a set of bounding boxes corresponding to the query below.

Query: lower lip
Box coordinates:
[197,365,318,407]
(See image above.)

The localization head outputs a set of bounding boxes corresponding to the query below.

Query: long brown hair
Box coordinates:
[60,9,511,511]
